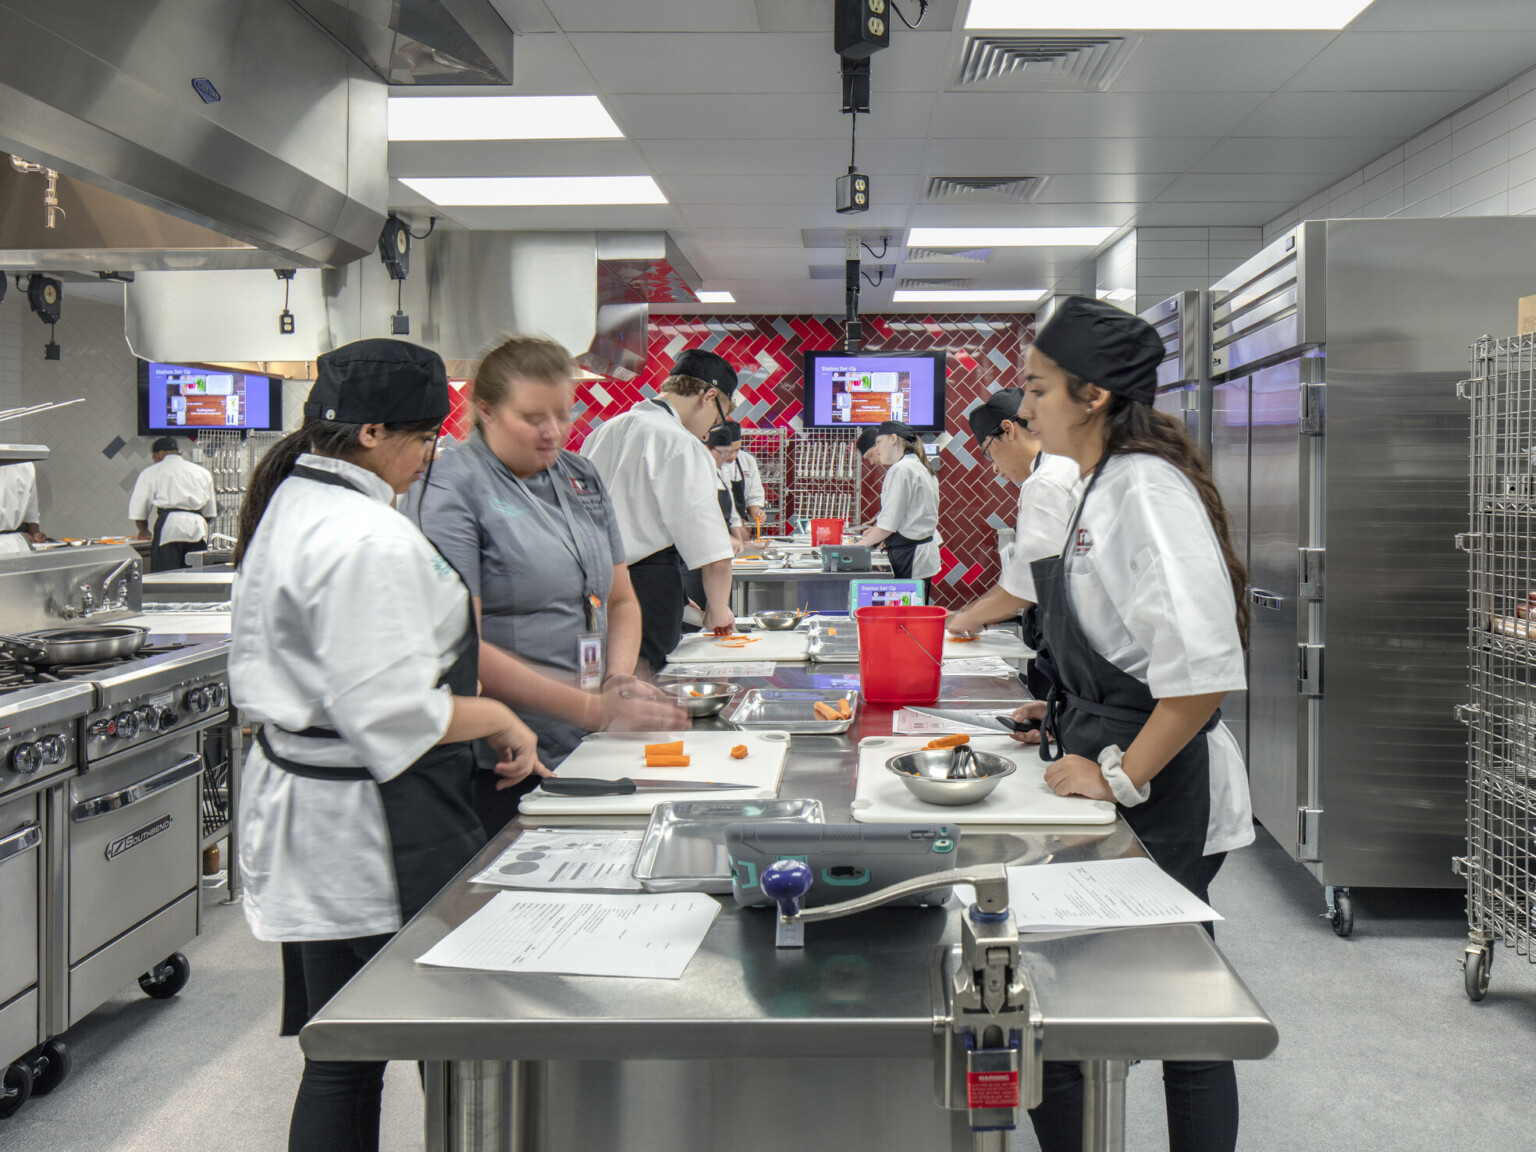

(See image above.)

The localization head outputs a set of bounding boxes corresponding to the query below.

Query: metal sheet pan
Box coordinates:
[633,798,825,893]
[721,687,859,734]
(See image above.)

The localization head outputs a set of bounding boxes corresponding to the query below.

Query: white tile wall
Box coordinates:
[1265,62,1536,242]
[1095,227,1263,315]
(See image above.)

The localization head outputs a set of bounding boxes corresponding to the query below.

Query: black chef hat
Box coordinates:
[151,436,181,454]
[1032,296,1164,406]
[706,419,741,448]
[877,420,918,442]
[966,389,1025,445]
[855,426,880,453]
[670,348,738,397]
[304,338,450,425]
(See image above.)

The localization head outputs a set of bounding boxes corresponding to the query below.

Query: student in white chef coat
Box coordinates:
[581,348,740,669]
[128,436,218,570]
[0,462,43,554]
[1007,298,1251,1152]
[229,339,542,1152]
[715,421,766,538]
[944,389,1077,639]
[856,420,941,591]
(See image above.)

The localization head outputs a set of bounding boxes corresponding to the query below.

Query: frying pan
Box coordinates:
[0,625,149,666]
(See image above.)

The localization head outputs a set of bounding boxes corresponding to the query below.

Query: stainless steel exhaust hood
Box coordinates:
[124,231,702,377]
[0,0,516,274]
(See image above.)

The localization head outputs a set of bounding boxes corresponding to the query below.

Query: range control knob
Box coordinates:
[9,742,42,774]
[158,710,179,732]
[112,711,139,740]
[134,705,159,730]
[183,688,211,713]
[40,735,66,764]
[209,683,228,710]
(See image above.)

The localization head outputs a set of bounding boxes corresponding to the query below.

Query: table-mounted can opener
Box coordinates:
[759,860,1043,1145]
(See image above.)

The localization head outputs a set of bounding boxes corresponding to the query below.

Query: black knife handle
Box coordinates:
[540,776,636,796]
[994,716,1041,734]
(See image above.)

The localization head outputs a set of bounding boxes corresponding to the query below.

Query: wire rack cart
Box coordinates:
[1456,332,1536,1000]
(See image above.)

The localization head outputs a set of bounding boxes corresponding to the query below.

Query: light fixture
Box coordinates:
[907,226,1117,248]
[397,176,668,206]
[695,291,736,304]
[964,0,1374,30]
[891,289,1045,303]
[387,95,623,141]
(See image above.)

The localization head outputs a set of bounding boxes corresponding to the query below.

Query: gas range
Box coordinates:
[0,681,93,799]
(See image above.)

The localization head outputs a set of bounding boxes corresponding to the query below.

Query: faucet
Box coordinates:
[64,559,138,619]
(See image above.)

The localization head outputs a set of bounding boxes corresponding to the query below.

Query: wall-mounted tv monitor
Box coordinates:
[137,359,283,436]
[802,350,946,433]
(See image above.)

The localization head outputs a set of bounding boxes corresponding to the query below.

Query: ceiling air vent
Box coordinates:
[925,176,1044,204]
[904,246,994,264]
[952,35,1138,92]
[898,278,975,290]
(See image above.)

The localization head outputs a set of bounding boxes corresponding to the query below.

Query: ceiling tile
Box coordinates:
[636,137,927,174]
[1098,31,1336,92]
[434,205,683,229]
[1349,0,1536,32]
[1283,32,1536,91]
[923,136,1220,174]
[1186,136,1403,173]
[677,203,909,229]
[1233,89,1487,136]
[544,0,759,33]
[928,93,1269,139]
[1132,202,1299,226]
[605,92,936,139]
[661,173,921,205]
[905,202,1139,227]
[1156,172,1349,202]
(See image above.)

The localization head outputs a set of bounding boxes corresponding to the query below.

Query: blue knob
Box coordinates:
[761,859,814,917]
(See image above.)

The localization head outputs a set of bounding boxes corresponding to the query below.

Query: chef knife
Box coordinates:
[906,707,1040,734]
[538,777,758,797]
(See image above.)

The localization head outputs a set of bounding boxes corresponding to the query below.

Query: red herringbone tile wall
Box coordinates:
[569,313,1034,608]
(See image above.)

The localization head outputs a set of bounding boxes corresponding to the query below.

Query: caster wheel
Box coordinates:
[27,1040,70,1097]
[1330,888,1354,938]
[139,951,191,999]
[0,1061,32,1120]
[1464,945,1492,1002]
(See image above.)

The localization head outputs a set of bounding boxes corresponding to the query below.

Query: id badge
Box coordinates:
[577,632,604,690]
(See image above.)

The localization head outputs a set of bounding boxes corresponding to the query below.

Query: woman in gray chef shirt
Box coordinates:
[414,337,683,832]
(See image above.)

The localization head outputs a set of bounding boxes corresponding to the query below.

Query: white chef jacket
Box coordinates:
[999,453,1079,602]
[230,454,470,942]
[1012,452,1253,856]
[128,453,218,544]
[875,453,942,580]
[580,398,734,569]
[736,448,766,509]
[0,463,39,554]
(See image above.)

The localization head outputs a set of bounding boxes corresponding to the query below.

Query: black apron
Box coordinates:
[630,545,686,672]
[725,459,749,523]
[268,463,487,1034]
[680,484,736,633]
[883,530,932,581]
[148,506,201,572]
[1028,459,1221,893]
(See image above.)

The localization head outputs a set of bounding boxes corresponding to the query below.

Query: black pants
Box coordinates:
[288,935,391,1152]
[1027,852,1238,1152]
[471,762,540,838]
[149,539,195,572]
[628,546,685,673]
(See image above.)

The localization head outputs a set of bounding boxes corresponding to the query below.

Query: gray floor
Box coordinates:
[2,826,1534,1151]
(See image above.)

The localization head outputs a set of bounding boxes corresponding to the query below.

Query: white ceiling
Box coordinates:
[385,0,1536,312]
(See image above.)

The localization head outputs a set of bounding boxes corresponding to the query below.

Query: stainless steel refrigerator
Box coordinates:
[1141,289,1212,454]
[1209,217,1536,935]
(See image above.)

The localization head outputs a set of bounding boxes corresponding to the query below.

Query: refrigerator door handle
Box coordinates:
[1250,589,1283,611]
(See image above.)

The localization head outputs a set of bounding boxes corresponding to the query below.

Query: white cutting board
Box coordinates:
[519,729,789,816]
[665,630,811,663]
[851,736,1117,826]
[943,630,1033,662]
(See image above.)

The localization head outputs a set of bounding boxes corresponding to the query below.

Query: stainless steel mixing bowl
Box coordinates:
[656,681,740,717]
[885,746,1017,806]
[752,610,806,631]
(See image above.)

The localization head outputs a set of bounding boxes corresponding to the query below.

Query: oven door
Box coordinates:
[0,793,41,1064]
[69,749,201,964]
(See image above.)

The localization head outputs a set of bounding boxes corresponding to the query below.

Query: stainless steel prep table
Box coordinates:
[302,668,1276,1152]
[731,565,893,615]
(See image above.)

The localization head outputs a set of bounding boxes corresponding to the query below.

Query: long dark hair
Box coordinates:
[234,417,441,566]
[1069,381,1250,644]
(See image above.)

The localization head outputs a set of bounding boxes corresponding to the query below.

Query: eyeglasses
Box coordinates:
[980,434,998,462]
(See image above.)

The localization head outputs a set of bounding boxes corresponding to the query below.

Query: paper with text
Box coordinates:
[470,830,644,891]
[417,891,721,979]
[1006,858,1222,932]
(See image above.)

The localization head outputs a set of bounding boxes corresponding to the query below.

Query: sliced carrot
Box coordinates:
[837,697,852,719]
[923,733,971,751]
[689,690,705,697]
[813,701,840,721]
[730,744,749,759]
[828,627,837,636]
[645,754,691,768]
[949,635,978,643]
[644,741,685,756]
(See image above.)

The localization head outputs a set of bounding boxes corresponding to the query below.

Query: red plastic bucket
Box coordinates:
[855,605,947,704]
[810,518,845,545]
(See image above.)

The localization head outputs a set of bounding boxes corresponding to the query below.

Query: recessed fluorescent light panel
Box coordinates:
[965,0,1374,30]
[907,227,1117,248]
[397,176,667,206]
[892,289,1045,303]
[388,95,623,141]
[695,291,736,304]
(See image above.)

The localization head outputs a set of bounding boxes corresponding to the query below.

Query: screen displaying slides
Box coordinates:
[805,354,941,429]
[144,363,272,430]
